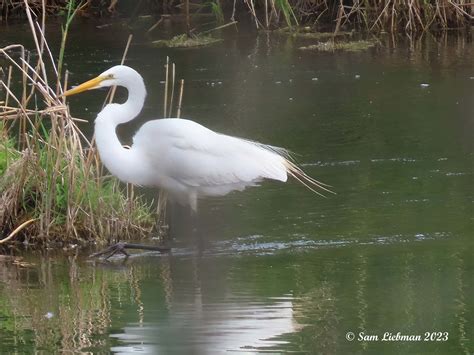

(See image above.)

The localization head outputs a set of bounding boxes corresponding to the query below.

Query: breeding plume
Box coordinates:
[64,65,331,211]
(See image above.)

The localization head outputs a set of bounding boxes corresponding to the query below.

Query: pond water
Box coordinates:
[0,20,473,354]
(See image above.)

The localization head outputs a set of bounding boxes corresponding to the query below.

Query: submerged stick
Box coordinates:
[198,21,238,35]
[147,17,163,33]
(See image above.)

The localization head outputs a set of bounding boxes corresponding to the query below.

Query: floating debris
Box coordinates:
[44,312,54,319]
[276,27,353,40]
[311,77,318,81]
[420,83,430,88]
[152,34,222,48]
[299,40,377,52]
[355,74,361,79]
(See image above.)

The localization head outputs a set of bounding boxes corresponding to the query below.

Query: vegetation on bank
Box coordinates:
[0,4,168,249]
[0,0,472,33]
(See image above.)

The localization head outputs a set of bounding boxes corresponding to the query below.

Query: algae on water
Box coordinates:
[152,34,222,48]
[299,40,377,52]
[277,27,353,40]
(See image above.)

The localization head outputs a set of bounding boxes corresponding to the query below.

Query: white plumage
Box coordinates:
[65,65,331,211]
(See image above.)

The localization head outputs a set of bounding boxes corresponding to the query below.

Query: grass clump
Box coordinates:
[208,0,225,24]
[299,40,377,52]
[152,34,222,48]
[0,3,157,249]
[0,127,18,175]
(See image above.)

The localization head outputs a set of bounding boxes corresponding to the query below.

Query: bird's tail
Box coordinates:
[243,139,335,196]
[283,159,335,197]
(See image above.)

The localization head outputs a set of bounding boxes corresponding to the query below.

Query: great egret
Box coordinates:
[64,65,331,257]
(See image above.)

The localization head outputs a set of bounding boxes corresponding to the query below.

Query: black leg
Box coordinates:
[90,199,175,260]
[90,200,207,260]
[166,200,178,239]
[190,208,205,255]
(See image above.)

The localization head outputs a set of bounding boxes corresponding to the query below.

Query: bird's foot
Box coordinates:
[90,242,130,260]
[90,242,171,260]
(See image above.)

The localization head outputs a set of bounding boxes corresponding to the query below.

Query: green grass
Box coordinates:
[274,0,298,28]
[0,131,18,176]
[208,0,224,24]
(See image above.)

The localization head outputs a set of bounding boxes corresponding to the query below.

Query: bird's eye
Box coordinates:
[107,74,114,79]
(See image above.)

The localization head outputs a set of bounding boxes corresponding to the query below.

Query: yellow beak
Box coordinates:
[64,76,107,97]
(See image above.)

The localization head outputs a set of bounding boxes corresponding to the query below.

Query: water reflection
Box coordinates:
[0,242,472,354]
[108,256,303,354]
[110,297,298,353]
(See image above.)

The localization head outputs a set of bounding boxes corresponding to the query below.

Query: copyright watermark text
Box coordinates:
[345,331,449,342]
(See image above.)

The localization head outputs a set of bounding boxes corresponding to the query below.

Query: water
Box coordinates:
[0,20,473,354]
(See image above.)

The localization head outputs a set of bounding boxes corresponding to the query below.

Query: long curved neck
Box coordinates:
[94,77,148,185]
[118,77,147,124]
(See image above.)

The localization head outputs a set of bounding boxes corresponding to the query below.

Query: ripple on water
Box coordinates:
[103,231,452,261]
[207,232,451,257]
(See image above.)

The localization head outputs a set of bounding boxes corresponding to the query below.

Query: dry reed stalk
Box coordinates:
[163,56,169,117]
[177,79,184,118]
[168,63,176,118]
[265,0,270,27]
[330,0,472,33]
[0,3,156,247]
[106,34,133,104]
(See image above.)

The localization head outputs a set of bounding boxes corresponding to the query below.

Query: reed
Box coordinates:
[208,0,225,24]
[0,2,184,248]
[331,0,473,33]
[230,0,472,32]
[1,1,471,33]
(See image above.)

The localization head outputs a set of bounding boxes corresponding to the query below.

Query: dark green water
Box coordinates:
[0,21,473,354]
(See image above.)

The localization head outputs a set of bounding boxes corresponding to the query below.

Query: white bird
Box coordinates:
[64,65,331,212]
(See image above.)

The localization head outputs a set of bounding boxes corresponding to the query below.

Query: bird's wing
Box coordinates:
[133,118,288,191]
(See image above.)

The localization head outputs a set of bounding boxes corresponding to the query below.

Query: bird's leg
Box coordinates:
[164,200,176,241]
[190,207,206,254]
[90,242,130,259]
[90,200,176,260]
[167,201,193,241]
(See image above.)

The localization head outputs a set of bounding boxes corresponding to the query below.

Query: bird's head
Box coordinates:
[64,65,141,97]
